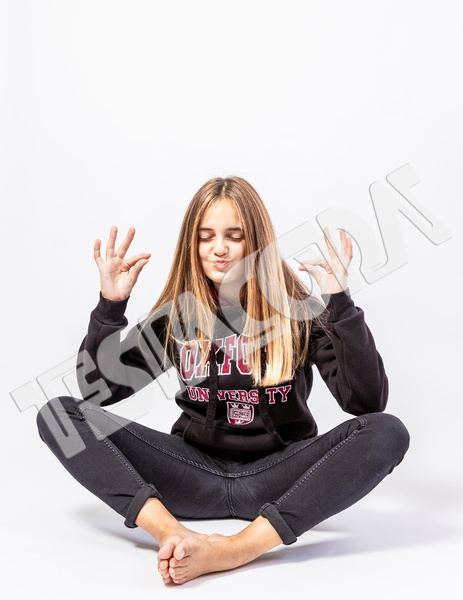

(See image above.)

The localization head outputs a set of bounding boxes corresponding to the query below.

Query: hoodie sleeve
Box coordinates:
[76,293,172,406]
[308,290,388,415]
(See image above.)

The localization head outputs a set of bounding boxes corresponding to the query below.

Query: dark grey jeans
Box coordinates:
[36,396,409,545]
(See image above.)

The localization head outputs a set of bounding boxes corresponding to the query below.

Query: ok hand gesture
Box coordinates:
[297,227,353,295]
[94,226,151,301]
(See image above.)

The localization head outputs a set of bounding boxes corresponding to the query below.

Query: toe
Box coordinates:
[172,573,187,585]
[170,557,187,568]
[158,536,182,561]
[173,539,190,560]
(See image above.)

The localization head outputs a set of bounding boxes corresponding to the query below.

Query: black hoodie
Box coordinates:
[77,288,388,457]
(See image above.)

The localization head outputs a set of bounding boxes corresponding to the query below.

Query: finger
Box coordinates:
[298,263,324,286]
[105,226,118,261]
[129,258,150,284]
[339,228,350,252]
[93,238,103,266]
[339,228,347,250]
[124,252,152,268]
[343,231,354,260]
[336,230,353,272]
[298,257,332,273]
[323,226,341,260]
[115,227,136,260]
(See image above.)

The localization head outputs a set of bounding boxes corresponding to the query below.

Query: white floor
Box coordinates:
[3,400,462,600]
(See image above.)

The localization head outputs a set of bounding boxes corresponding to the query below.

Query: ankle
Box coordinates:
[230,516,283,563]
[135,498,180,542]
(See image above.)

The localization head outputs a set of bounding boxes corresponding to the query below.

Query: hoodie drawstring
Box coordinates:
[205,342,218,430]
[258,387,278,437]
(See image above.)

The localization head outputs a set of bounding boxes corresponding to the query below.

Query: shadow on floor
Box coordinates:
[73,480,460,570]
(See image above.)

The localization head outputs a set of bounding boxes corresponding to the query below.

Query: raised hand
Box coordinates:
[93,226,151,301]
[296,227,353,295]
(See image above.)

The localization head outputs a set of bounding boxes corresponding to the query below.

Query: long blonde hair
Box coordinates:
[146,176,322,387]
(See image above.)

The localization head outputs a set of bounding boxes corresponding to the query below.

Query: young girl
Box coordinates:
[37,176,409,585]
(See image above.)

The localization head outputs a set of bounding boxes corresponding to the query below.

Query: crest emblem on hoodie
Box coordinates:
[227,402,254,425]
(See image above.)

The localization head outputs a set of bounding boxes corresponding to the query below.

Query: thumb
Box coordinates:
[129,258,150,285]
[298,263,323,286]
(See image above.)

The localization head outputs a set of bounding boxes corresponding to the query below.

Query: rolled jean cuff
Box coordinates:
[259,503,297,545]
[124,483,162,529]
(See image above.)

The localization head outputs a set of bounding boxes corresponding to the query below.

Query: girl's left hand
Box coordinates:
[297,227,353,295]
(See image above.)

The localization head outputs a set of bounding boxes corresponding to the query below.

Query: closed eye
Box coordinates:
[199,236,244,242]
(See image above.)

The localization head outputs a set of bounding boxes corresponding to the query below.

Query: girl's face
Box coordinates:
[198,200,246,294]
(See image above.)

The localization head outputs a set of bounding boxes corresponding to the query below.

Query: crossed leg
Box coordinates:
[136,498,282,585]
[37,399,408,585]
[134,413,409,585]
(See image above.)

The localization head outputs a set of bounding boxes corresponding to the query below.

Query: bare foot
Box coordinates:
[136,499,282,585]
[134,497,208,584]
[157,528,207,584]
[166,533,252,585]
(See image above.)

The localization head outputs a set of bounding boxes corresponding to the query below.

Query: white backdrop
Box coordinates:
[2,1,462,598]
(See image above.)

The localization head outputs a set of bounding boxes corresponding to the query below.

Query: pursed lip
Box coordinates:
[212,260,230,268]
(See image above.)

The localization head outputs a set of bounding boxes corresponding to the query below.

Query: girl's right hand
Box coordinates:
[93,226,151,301]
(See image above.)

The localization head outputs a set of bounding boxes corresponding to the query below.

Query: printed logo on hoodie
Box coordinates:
[179,334,292,424]
[179,333,257,380]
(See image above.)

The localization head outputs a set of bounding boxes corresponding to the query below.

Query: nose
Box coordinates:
[213,235,228,256]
